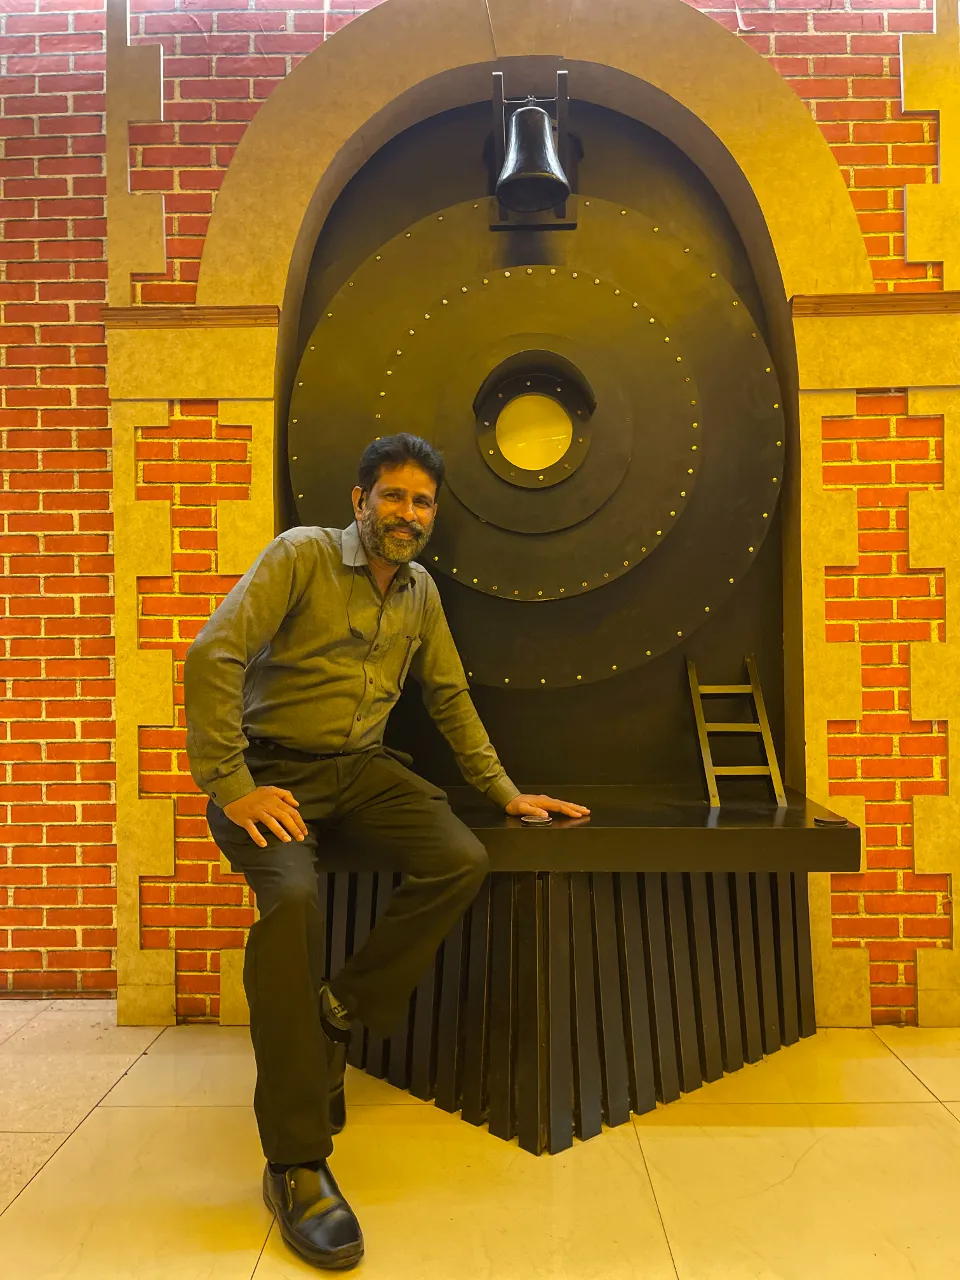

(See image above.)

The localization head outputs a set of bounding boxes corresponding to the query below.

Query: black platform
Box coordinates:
[315,786,858,1154]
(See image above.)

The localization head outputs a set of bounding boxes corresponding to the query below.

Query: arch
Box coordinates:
[196,0,872,314]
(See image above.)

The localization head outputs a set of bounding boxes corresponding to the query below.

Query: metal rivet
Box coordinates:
[688,468,694,474]
[692,423,698,428]
[772,477,779,483]
[691,445,697,450]
[585,200,590,206]
[710,272,717,278]
[677,356,682,362]
[765,366,772,373]
[582,581,587,587]
[309,345,315,351]
[559,587,565,593]
[409,329,414,335]
[621,209,627,215]
[748,546,754,552]
[327,312,333,317]
[612,664,618,670]
[646,650,652,656]
[657,530,662,536]
[538,475,544,481]
[437,215,443,220]
[375,255,381,261]
[773,403,780,409]
[762,513,768,519]
[550,268,556,275]
[594,278,600,285]
[452,567,457,573]
[684,247,690,253]
[468,671,472,677]
[541,678,546,684]
[664,337,670,343]
[492,585,498,591]
[298,381,303,386]
[386,370,392,376]
[292,454,297,460]
[483,278,489,284]
[691,400,697,405]
[680,490,686,497]
[424,313,430,319]
[375,414,380,420]
[297,493,303,498]
[733,301,739,307]
[653,226,659,232]
[603,572,609,579]
[704,606,710,612]
[504,677,510,683]
[649,317,655,323]
[433,555,439,561]
[461,286,468,292]
[677,631,683,637]
[538,590,543,596]
[488,449,494,455]
[577,674,582,679]
[405,232,411,237]
[527,268,533,275]
[670,510,676,516]
[473,578,478,584]
[578,437,584,443]
[572,272,578,278]
[729,577,735,583]
[514,590,519,595]
[504,271,511,277]
[379,391,386,397]
[442,299,448,305]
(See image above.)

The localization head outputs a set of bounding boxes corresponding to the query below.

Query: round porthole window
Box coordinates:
[495,393,574,470]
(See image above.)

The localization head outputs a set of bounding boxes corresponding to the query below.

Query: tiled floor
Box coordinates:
[3,1001,960,1277]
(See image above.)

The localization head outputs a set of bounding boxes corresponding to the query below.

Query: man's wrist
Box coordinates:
[487,775,521,810]
[210,766,257,810]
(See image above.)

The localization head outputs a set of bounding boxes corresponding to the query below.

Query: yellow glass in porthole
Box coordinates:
[495,394,573,471]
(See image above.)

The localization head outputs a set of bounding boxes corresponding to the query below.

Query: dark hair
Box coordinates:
[357,433,445,498]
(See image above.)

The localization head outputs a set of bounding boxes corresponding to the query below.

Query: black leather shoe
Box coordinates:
[262,1161,363,1270]
[325,1033,347,1135]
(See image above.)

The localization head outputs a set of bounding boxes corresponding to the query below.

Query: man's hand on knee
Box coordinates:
[223,786,309,847]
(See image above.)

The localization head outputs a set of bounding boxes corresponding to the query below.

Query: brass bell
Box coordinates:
[496,104,570,214]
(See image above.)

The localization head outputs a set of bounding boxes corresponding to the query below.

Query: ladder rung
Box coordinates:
[699,684,752,695]
[705,723,762,733]
[714,765,771,776]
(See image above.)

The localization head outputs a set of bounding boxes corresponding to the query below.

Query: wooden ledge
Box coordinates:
[792,292,960,317]
[101,305,280,329]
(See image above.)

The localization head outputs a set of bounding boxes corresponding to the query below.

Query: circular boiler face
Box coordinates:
[288,198,785,689]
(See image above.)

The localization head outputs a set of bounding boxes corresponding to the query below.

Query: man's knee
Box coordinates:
[450,830,489,892]
[256,865,320,920]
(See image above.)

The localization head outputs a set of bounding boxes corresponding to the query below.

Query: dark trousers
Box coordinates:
[206,745,489,1166]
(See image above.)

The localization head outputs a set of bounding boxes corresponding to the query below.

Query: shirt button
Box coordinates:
[356,715,361,722]
[368,678,373,686]
[373,644,379,651]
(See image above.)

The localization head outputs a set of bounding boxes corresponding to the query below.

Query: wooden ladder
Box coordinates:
[687,654,787,809]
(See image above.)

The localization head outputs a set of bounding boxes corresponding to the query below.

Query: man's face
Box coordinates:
[352,462,438,565]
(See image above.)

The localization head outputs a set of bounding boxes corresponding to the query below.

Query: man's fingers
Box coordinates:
[270,787,300,807]
[261,814,293,843]
[243,819,268,848]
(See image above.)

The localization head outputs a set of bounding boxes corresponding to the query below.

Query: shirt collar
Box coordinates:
[340,523,413,586]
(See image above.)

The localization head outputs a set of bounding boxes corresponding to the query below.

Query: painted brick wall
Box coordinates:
[135,399,254,1020]
[0,0,113,996]
[0,0,952,1020]
[823,392,949,1024]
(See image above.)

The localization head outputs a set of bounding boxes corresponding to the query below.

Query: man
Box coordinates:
[184,433,588,1271]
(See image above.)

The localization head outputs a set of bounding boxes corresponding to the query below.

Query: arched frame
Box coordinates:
[116,0,960,1029]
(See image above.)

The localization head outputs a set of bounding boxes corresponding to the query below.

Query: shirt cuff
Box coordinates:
[209,764,257,810]
[486,773,521,810]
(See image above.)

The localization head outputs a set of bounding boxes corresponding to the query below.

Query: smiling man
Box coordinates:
[183,433,587,1271]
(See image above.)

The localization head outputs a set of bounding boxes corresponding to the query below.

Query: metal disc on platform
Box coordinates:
[289,197,784,688]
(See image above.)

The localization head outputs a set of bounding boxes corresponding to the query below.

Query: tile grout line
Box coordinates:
[867,1026,948,1104]
[629,1117,681,1280]
[0,1013,165,1222]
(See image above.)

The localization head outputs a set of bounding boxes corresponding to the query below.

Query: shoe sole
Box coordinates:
[263,1189,364,1271]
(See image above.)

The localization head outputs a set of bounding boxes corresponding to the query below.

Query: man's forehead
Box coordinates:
[373,464,436,494]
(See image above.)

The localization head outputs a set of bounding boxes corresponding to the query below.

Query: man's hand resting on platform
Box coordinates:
[506,794,591,821]
[223,786,308,847]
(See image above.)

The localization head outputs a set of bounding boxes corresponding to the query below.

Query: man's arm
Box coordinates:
[183,533,303,809]
[412,577,520,808]
[413,577,590,821]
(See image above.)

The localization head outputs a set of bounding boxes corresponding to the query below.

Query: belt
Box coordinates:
[244,737,346,763]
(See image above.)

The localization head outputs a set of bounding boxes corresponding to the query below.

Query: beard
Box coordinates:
[359,506,433,565]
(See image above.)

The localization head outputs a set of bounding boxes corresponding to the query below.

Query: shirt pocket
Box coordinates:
[396,635,422,691]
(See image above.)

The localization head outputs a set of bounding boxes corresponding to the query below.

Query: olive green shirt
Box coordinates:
[183,524,520,811]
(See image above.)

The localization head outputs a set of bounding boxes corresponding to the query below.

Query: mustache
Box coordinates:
[383,519,426,537]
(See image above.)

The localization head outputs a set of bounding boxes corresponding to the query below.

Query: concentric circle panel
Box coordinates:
[289,198,785,688]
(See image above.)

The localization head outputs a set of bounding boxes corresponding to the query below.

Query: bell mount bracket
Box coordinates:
[491,69,576,232]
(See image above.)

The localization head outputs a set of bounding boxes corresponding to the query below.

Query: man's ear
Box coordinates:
[351,484,365,515]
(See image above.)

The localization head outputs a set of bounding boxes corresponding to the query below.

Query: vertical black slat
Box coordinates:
[792,871,817,1038]
[570,871,603,1141]
[433,914,466,1113]
[709,872,744,1074]
[775,872,800,1047]
[387,983,413,1091]
[545,872,573,1154]
[487,872,517,1140]
[408,948,439,1099]
[329,872,350,986]
[732,872,763,1064]
[346,872,374,1069]
[664,873,702,1094]
[516,872,547,1155]
[363,871,395,1079]
[316,870,331,978]
[615,872,657,1116]
[753,873,782,1055]
[591,872,631,1128]
[460,876,492,1125]
[686,871,724,1083]
[641,872,681,1103]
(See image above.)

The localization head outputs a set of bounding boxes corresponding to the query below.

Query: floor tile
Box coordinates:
[0,1131,69,1213]
[254,1104,676,1280]
[0,999,49,1047]
[0,1106,270,1279]
[874,1026,960,1102]
[103,1024,430,1109]
[636,1101,960,1279]
[676,1029,936,1106]
[0,1003,160,1132]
